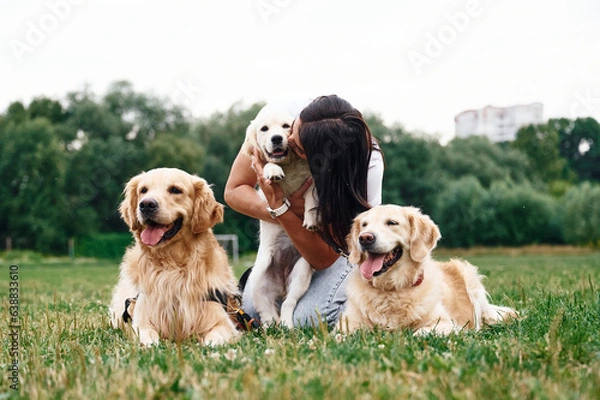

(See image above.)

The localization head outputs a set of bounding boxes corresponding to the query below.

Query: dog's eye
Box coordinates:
[168,186,183,194]
[140,187,148,194]
[260,126,269,132]
[282,123,290,129]
[386,220,399,226]
[361,222,368,227]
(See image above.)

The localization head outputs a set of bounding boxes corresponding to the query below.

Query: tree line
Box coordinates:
[1,80,599,255]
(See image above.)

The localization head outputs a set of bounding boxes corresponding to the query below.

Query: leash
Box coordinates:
[208,290,261,331]
[121,291,260,331]
[122,294,138,323]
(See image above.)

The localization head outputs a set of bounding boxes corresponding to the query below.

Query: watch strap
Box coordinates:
[267,198,291,218]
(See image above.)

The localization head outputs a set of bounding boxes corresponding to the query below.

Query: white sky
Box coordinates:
[1,0,599,143]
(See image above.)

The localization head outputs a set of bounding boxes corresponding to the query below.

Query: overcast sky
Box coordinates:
[1,0,599,142]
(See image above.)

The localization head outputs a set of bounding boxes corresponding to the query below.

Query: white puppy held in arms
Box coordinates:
[342,205,517,335]
[242,106,319,327]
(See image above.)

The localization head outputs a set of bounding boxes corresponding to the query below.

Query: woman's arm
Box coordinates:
[367,148,385,207]
[224,150,314,221]
[250,148,340,270]
[224,148,338,269]
[224,151,272,221]
[274,209,340,270]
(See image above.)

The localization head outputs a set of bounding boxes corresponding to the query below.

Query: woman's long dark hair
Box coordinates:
[299,95,374,254]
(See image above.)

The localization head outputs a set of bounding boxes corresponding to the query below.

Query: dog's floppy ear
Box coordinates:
[241,118,259,158]
[191,177,224,233]
[347,212,367,266]
[119,173,142,231]
[407,209,441,263]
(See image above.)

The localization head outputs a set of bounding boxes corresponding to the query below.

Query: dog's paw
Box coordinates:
[336,315,360,333]
[413,327,430,336]
[279,310,294,329]
[203,332,229,347]
[302,209,319,231]
[263,163,285,181]
[260,316,280,329]
[414,322,456,336]
[483,305,519,324]
[138,328,160,346]
[202,320,240,346]
[281,318,295,329]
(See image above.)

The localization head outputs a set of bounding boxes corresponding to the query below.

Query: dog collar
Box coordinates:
[267,198,291,218]
[413,272,424,287]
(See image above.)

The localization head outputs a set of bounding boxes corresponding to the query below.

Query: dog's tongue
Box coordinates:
[141,224,170,246]
[360,254,386,280]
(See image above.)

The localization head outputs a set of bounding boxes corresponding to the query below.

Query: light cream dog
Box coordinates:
[342,205,517,334]
[109,168,240,345]
[241,107,318,327]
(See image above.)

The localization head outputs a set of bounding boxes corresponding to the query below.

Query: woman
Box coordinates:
[224,95,384,326]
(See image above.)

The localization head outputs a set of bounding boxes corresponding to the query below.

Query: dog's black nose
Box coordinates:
[139,198,158,215]
[271,135,283,145]
[358,232,376,246]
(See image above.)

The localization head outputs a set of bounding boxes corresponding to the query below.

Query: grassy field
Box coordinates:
[1,247,599,399]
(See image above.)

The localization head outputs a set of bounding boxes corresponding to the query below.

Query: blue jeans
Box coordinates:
[241,256,354,327]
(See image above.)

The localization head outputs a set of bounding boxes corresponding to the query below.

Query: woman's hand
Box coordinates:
[249,147,339,269]
[251,147,313,219]
[252,147,285,209]
[288,176,312,218]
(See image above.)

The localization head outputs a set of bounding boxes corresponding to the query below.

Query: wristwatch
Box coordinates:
[267,198,291,218]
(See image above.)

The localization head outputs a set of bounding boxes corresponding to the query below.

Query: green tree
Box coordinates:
[102,80,191,145]
[144,134,205,172]
[28,97,67,124]
[554,117,600,181]
[444,136,535,187]
[62,82,199,235]
[364,113,391,143]
[5,102,27,125]
[512,123,571,183]
[0,118,68,252]
[64,95,126,141]
[195,102,264,252]
[0,82,212,253]
[562,182,600,246]
[479,181,562,246]
[379,130,447,213]
[432,176,487,248]
[63,136,144,234]
[434,179,561,247]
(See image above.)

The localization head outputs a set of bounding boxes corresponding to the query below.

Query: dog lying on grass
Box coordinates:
[109,168,240,346]
[342,205,517,334]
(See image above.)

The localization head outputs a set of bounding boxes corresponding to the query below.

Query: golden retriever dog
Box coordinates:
[342,205,517,335]
[241,107,318,327]
[109,168,240,346]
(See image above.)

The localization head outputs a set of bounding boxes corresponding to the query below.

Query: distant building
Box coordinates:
[454,102,544,142]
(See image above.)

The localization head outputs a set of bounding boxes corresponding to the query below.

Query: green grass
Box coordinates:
[1,248,600,399]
